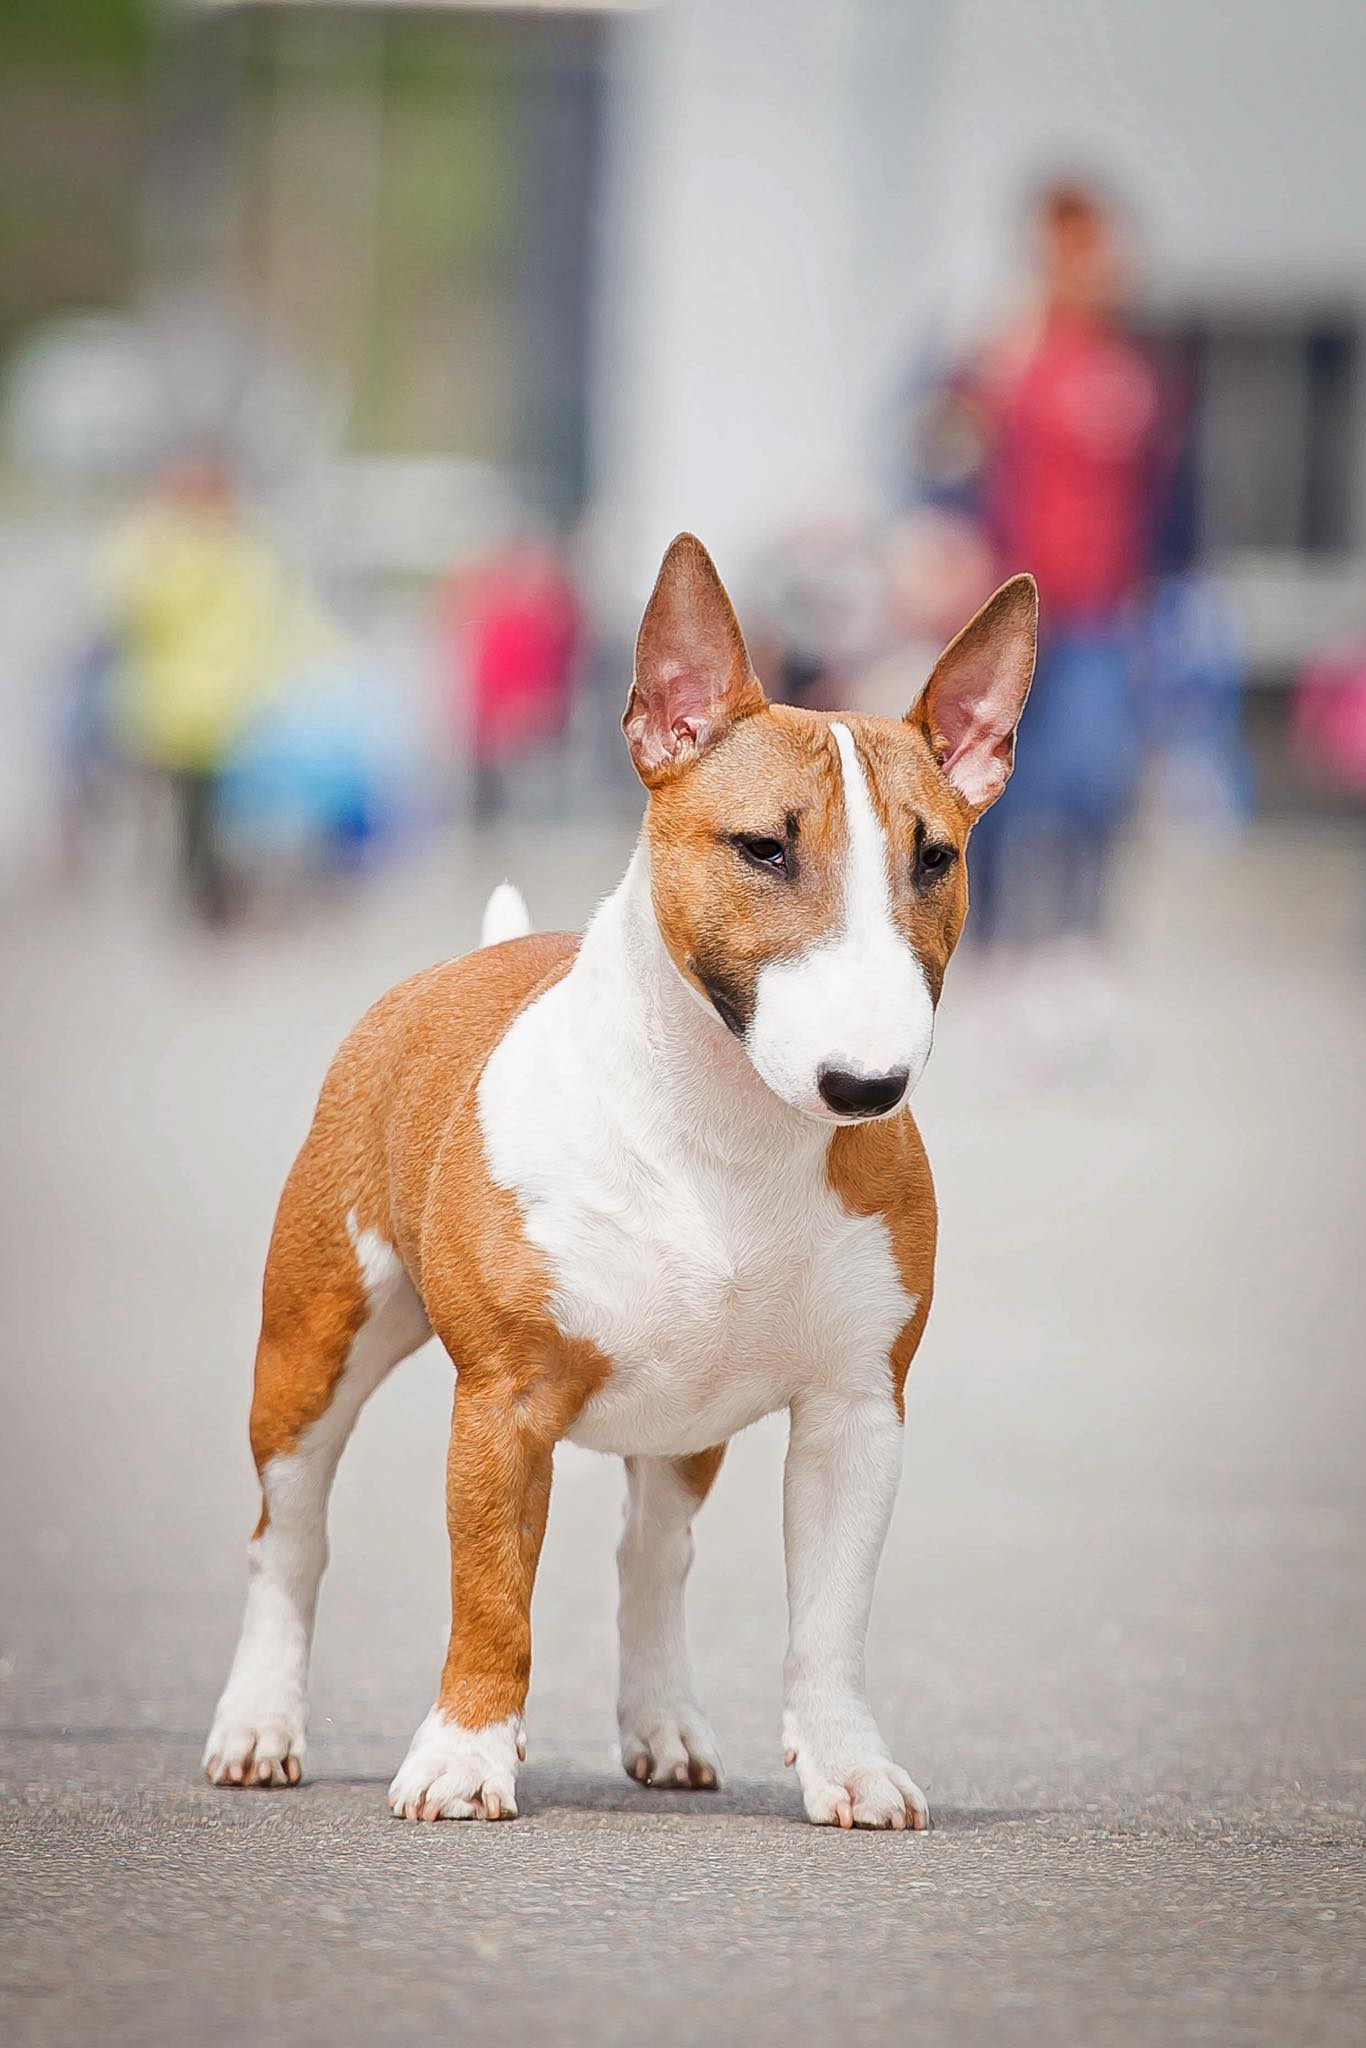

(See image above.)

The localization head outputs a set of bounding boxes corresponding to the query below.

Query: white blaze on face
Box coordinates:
[747,722,936,1120]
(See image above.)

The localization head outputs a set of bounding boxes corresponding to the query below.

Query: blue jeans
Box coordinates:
[967,625,1140,948]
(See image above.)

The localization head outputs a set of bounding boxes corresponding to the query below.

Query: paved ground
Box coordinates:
[2,813,1364,2046]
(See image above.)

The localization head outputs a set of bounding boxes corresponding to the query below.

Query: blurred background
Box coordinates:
[2,6,1364,2040]
[3,0,1366,926]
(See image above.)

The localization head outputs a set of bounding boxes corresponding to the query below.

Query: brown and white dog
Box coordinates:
[204,534,1036,1830]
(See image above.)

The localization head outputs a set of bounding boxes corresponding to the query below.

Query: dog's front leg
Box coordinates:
[617,1450,725,1790]
[388,1369,556,1822]
[781,1389,930,1830]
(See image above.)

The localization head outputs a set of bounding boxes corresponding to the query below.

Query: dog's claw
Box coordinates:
[785,1742,931,1831]
[620,1703,723,1793]
[203,1712,305,1791]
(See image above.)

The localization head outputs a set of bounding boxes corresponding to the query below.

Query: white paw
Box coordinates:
[388,1708,523,1822]
[203,1691,306,1788]
[782,1694,930,1831]
[619,1696,723,1790]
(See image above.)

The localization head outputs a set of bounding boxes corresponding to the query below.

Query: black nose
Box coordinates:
[817,1066,910,1118]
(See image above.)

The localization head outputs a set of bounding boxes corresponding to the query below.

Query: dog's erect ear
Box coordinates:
[909,573,1038,813]
[623,533,766,787]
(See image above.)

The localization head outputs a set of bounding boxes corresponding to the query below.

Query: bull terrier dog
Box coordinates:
[204,533,1037,1829]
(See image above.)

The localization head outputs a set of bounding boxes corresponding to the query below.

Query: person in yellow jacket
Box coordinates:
[105,452,333,920]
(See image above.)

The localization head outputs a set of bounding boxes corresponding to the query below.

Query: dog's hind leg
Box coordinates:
[616,1447,726,1790]
[204,1205,430,1788]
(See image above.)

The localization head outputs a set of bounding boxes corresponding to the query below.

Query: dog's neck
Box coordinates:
[566,840,830,1169]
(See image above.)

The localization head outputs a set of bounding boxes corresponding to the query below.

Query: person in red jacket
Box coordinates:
[911,181,1179,1061]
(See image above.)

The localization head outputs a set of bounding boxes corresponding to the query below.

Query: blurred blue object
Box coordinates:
[1142,571,1253,826]
[58,633,119,784]
[218,652,423,869]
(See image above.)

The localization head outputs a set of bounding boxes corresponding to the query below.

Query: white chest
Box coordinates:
[477,975,915,1459]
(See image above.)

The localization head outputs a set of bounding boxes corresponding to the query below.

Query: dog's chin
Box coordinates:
[797,1098,910,1128]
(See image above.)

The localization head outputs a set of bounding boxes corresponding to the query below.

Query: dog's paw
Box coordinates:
[619,1699,722,1790]
[203,1695,305,1788]
[789,1755,929,1830]
[782,1695,929,1831]
[388,1708,523,1822]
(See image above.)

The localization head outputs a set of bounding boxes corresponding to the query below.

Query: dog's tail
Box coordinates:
[479,880,532,948]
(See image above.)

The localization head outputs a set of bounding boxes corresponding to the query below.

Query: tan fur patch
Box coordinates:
[827,1113,938,1418]
[675,1443,727,1504]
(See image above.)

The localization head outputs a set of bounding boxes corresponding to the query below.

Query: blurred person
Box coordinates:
[906,180,1178,1065]
[437,539,582,824]
[102,451,332,922]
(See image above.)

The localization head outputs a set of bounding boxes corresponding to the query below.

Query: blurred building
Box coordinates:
[3,0,1365,683]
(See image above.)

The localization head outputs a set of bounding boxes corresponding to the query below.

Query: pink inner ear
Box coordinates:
[626,533,764,779]
[918,575,1037,809]
[658,657,714,740]
[627,660,723,772]
[934,668,1020,806]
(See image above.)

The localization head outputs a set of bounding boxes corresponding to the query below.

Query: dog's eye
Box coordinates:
[738,836,788,873]
[918,842,954,880]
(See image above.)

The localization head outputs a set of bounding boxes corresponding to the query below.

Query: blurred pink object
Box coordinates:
[442,544,581,765]
[1294,644,1366,795]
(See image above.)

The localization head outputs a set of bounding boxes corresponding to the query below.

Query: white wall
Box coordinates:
[591,0,875,609]
[900,0,1366,329]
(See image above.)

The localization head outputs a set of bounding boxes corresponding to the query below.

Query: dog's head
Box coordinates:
[623,533,1036,1123]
